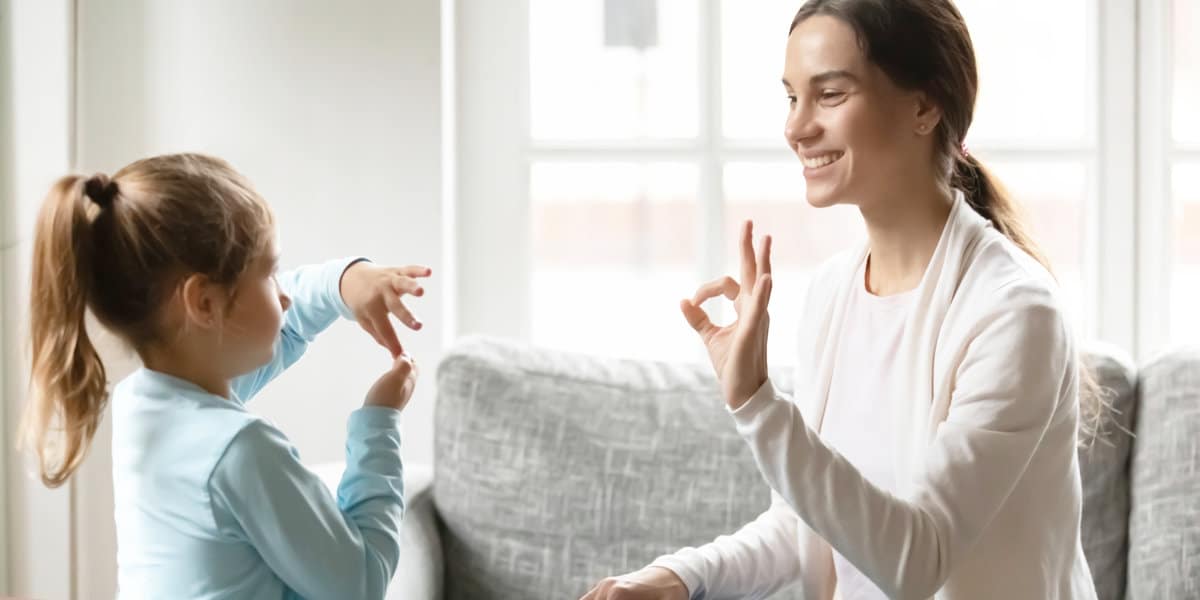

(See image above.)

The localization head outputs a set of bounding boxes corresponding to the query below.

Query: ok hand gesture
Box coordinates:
[680,221,773,410]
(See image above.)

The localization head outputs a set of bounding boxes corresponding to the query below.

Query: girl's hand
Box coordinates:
[363,353,418,411]
[680,221,773,410]
[580,567,689,600]
[340,261,432,357]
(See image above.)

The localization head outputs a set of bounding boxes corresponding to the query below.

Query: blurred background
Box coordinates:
[1,0,1196,597]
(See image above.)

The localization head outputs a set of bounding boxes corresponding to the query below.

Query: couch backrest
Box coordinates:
[433,336,803,599]
[1126,347,1200,599]
[433,336,1145,600]
[1077,343,1139,600]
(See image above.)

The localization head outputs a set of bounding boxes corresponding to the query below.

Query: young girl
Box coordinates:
[19,153,429,599]
[585,1,1101,599]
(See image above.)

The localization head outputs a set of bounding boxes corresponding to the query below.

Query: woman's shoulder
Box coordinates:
[955,230,1070,325]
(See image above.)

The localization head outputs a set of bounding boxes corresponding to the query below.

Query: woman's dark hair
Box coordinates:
[790,0,1109,444]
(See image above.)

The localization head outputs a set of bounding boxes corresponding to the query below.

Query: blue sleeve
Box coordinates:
[208,408,405,600]
[231,257,367,402]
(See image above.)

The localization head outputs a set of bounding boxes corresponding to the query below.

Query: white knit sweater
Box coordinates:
[652,193,1099,600]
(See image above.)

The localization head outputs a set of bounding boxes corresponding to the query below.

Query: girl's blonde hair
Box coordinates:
[19,153,275,487]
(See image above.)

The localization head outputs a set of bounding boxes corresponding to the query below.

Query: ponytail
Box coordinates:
[951,153,1055,276]
[18,174,112,487]
[18,155,276,487]
[951,152,1108,445]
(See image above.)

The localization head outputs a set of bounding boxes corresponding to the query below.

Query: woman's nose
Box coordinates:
[784,106,818,147]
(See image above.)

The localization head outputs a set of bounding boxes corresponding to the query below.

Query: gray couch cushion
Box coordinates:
[431,337,1144,599]
[433,336,801,600]
[1127,347,1200,599]
[1078,344,1139,600]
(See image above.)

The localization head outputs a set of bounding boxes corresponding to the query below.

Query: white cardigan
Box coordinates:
[652,194,1098,600]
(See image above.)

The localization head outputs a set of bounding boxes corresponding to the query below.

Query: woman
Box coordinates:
[582,1,1100,599]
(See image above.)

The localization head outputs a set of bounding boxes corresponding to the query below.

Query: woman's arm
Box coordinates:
[734,300,1072,599]
[649,491,805,599]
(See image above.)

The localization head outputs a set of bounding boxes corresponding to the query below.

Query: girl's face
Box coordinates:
[782,15,937,209]
[221,237,291,376]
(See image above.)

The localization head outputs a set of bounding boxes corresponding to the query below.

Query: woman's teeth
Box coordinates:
[802,152,844,169]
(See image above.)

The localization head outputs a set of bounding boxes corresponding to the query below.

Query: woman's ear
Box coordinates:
[913,91,943,135]
[179,273,222,329]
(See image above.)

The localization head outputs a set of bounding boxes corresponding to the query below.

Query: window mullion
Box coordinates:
[1136,0,1173,359]
[699,0,724,289]
[1095,0,1140,356]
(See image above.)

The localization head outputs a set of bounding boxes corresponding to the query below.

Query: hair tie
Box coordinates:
[84,174,118,209]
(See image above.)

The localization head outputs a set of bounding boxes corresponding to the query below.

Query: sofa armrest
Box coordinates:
[309,462,443,600]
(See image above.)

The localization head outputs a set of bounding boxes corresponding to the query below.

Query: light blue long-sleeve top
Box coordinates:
[111,257,405,600]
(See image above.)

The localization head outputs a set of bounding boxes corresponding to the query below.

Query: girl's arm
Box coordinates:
[231,257,365,402]
[207,407,404,599]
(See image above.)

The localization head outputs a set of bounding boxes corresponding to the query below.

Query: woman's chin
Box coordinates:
[805,187,842,208]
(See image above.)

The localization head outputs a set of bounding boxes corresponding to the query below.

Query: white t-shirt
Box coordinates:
[821,256,915,600]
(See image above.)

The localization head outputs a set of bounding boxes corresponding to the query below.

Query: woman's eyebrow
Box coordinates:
[782,70,859,89]
[809,70,859,86]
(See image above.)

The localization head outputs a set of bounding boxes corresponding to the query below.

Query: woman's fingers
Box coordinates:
[691,276,740,306]
[743,273,773,330]
[680,298,716,338]
[758,234,772,276]
[740,220,757,290]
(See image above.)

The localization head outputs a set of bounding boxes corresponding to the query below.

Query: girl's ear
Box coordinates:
[179,273,222,329]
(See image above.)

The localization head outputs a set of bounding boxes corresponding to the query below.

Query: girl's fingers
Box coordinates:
[386,295,422,331]
[395,265,433,279]
[691,276,740,306]
[368,316,404,357]
[391,274,424,297]
[360,319,392,356]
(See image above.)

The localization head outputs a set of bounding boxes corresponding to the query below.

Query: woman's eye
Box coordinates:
[820,91,846,102]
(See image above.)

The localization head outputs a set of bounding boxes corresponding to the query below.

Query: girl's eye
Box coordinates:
[820,91,846,102]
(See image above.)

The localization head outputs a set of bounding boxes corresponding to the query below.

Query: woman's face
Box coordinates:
[782,15,936,209]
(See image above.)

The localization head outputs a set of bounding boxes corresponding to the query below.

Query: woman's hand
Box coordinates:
[363,353,418,411]
[340,261,432,357]
[680,220,773,410]
[580,567,689,600]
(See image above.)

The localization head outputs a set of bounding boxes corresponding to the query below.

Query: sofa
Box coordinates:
[344,336,1198,599]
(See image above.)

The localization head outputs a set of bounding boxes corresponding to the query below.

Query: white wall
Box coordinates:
[2,0,76,598]
[3,1,446,597]
[0,0,10,590]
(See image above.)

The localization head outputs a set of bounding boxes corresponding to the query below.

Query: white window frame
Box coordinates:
[1136,0,1184,359]
[454,0,1173,362]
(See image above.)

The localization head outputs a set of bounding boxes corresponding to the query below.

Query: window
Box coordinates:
[1169,0,1200,347]
[517,0,1096,365]
[457,0,1178,364]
